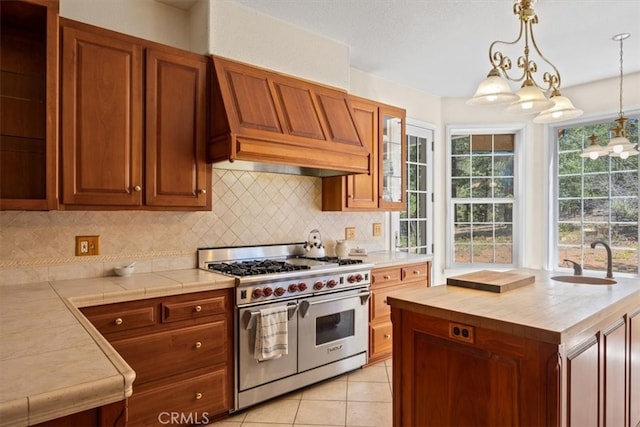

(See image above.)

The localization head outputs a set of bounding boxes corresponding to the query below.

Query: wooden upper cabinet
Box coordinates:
[61,23,143,207]
[145,48,208,208]
[0,0,59,210]
[60,19,211,210]
[322,96,378,210]
[322,98,406,211]
[209,55,370,176]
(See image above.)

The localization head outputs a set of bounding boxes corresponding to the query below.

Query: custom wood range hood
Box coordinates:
[208,55,371,177]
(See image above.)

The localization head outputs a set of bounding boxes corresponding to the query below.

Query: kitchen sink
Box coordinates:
[551,276,617,285]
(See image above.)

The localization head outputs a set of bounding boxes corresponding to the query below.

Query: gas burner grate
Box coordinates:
[301,256,363,266]
[208,259,311,276]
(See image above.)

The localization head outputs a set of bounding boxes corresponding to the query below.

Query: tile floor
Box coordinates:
[212,359,393,427]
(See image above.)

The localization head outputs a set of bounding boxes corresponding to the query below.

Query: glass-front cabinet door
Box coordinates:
[379,105,406,210]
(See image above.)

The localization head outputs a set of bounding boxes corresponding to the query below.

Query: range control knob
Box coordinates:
[252,288,263,298]
[355,274,364,282]
[327,279,337,288]
[263,287,273,297]
[288,283,299,293]
[274,287,286,296]
[347,275,356,283]
[313,281,325,290]
[298,282,308,291]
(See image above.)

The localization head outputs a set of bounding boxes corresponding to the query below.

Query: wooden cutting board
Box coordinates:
[446,270,535,293]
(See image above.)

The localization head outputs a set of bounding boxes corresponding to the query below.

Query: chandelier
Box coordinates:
[580,33,638,160]
[467,0,583,123]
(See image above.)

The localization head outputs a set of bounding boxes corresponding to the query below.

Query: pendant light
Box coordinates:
[467,0,582,123]
[581,32,639,159]
[579,135,609,160]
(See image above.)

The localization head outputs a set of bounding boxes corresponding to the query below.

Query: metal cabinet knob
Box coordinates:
[413,270,420,275]
[384,334,391,339]
[195,341,202,349]
[133,185,142,192]
[194,305,202,312]
[348,194,353,199]
[198,188,207,194]
[384,275,391,280]
[195,392,203,400]
[114,318,123,325]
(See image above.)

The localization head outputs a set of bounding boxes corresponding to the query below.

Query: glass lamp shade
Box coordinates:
[609,143,639,159]
[580,142,609,160]
[607,135,630,153]
[506,84,554,114]
[466,75,518,105]
[533,94,584,124]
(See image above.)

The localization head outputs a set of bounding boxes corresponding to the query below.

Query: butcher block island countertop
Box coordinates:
[0,270,234,427]
[386,268,640,427]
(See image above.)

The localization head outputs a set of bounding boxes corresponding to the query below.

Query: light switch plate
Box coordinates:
[373,223,382,237]
[345,227,356,240]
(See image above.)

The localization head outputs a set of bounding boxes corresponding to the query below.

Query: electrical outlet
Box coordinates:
[373,223,382,237]
[345,227,356,240]
[75,235,100,256]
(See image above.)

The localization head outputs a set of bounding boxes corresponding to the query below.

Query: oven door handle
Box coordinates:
[244,302,298,330]
[299,291,371,318]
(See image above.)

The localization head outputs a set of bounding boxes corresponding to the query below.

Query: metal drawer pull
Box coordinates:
[195,392,202,400]
[195,341,202,349]
[115,318,123,325]
[133,185,142,192]
[384,334,391,339]
[299,291,371,318]
[244,303,298,330]
[194,305,202,312]
[413,270,420,275]
[384,275,391,280]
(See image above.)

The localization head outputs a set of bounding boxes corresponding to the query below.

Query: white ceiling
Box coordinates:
[222,0,640,98]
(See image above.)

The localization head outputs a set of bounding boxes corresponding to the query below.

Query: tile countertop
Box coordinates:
[387,268,640,348]
[356,250,433,269]
[0,269,234,427]
[0,253,428,426]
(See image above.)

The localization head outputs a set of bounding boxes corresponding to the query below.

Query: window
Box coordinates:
[446,128,522,268]
[553,116,639,275]
[392,120,433,255]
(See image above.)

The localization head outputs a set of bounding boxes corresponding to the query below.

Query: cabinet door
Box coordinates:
[602,318,627,427]
[145,48,210,208]
[630,310,640,427]
[0,0,58,210]
[567,336,599,427]
[61,23,143,206]
[345,97,378,209]
[378,105,406,210]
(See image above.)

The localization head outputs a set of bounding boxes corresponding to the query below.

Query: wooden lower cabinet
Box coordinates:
[81,289,233,426]
[33,400,126,427]
[391,304,640,426]
[368,261,430,364]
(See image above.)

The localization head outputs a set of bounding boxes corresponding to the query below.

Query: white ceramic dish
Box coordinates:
[114,263,135,277]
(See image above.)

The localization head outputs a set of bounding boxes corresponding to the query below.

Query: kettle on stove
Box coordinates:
[303,229,325,258]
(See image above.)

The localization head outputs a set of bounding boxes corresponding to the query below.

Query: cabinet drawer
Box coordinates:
[111,321,227,385]
[128,368,229,426]
[372,267,401,286]
[401,264,429,282]
[370,286,392,322]
[371,321,393,357]
[82,305,156,335]
[162,295,229,323]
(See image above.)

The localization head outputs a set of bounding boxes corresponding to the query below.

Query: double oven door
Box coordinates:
[237,286,370,393]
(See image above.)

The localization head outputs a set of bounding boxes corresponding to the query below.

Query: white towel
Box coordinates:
[254,305,289,361]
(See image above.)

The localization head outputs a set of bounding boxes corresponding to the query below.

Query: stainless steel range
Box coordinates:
[197,243,373,411]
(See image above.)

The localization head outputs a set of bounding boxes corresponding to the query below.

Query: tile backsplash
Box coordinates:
[0,169,385,285]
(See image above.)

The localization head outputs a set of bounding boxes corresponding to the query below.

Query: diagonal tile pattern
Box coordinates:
[212,360,393,427]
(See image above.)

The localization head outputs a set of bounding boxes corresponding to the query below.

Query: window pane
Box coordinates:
[455,203,471,223]
[455,244,471,263]
[559,199,581,222]
[494,155,514,177]
[452,156,470,177]
[408,164,417,191]
[452,136,470,155]
[495,204,512,222]
[583,156,609,173]
[472,204,493,222]
[612,171,639,197]
[559,175,582,198]
[418,165,427,192]
[496,224,512,243]
[611,198,639,222]
[494,178,514,198]
[471,178,491,198]
[559,151,581,174]
[452,178,470,198]
[558,223,582,245]
[584,174,609,197]
[495,244,513,264]
[472,244,494,263]
[407,135,418,162]
[418,193,427,219]
[584,199,610,222]
[472,156,491,176]
[471,135,492,154]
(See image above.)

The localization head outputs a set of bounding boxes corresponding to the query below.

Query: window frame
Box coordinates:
[546,110,640,277]
[445,124,526,270]
[389,118,435,255]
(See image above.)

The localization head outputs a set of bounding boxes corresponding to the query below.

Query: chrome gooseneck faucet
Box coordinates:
[590,240,614,278]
